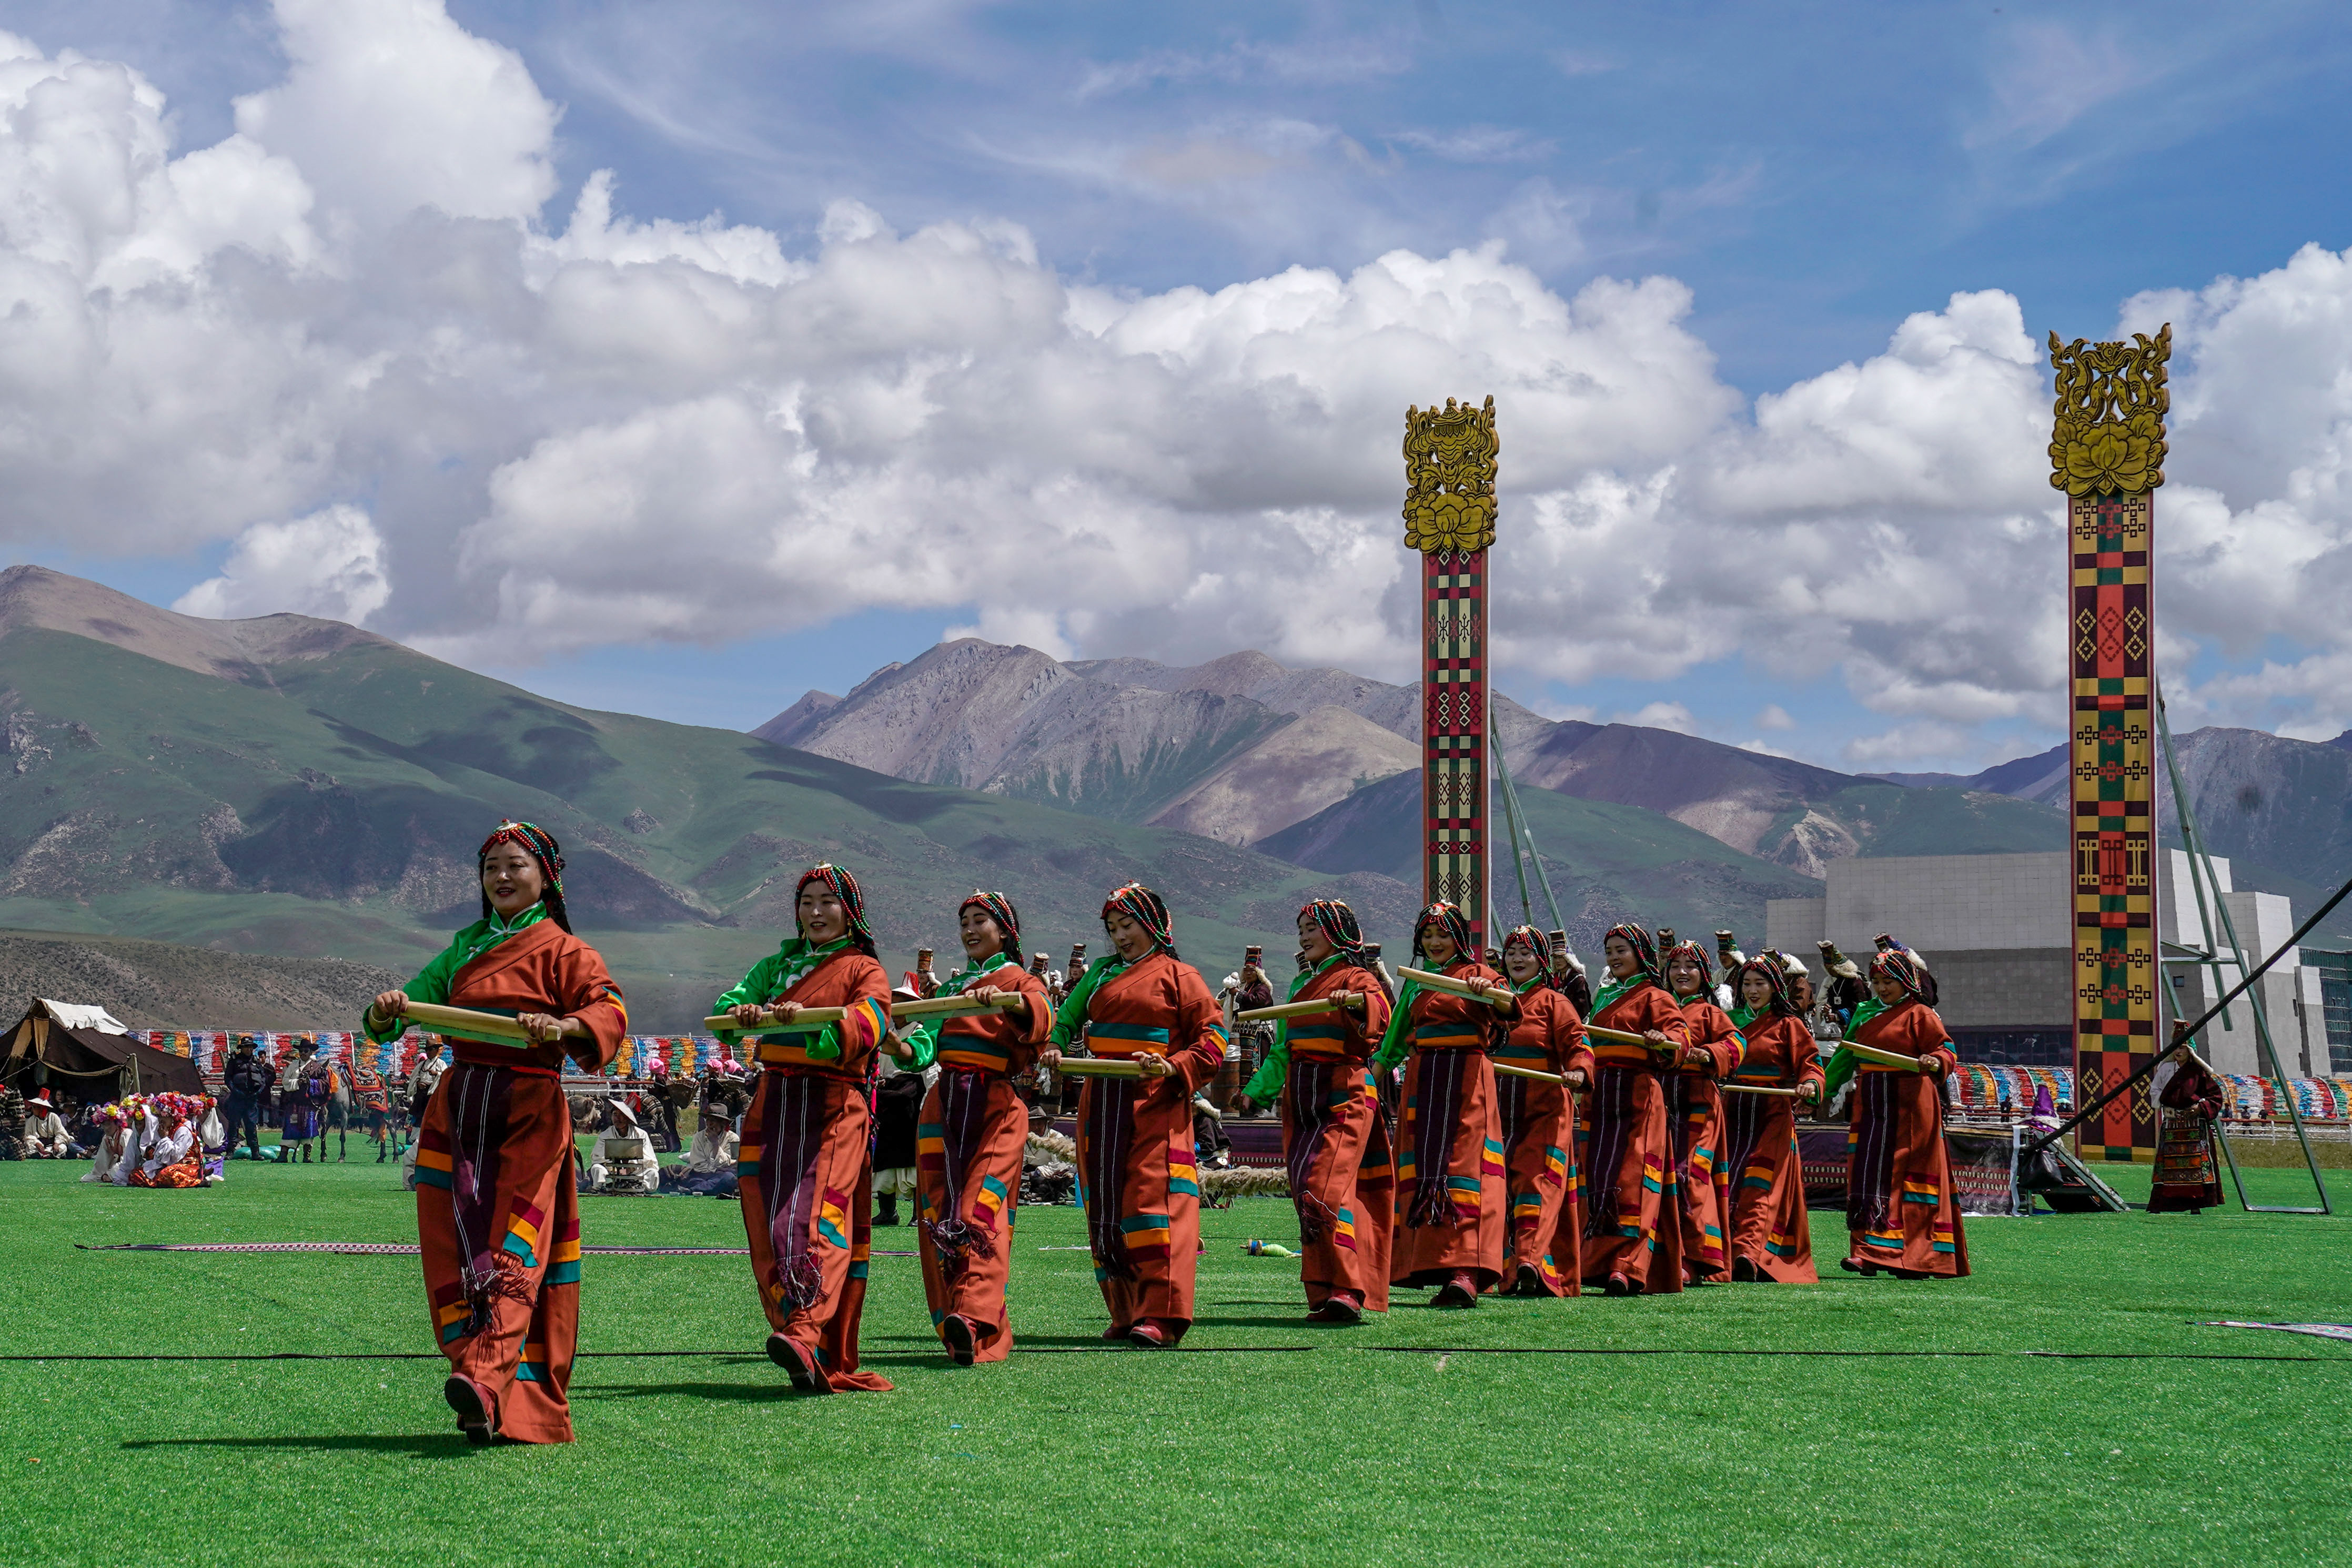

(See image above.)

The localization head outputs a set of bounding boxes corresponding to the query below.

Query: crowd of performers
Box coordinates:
[346,815,2012,1447]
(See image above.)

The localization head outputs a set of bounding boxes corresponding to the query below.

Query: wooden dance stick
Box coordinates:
[1233,996,1364,1023]
[1491,1060,1571,1087]
[1053,1058,1149,1079]
[1396,966,1515,1009]
[1837,1039,1929,1072]
[1721,1083,1802,1098]
[890,993,1029,1020]
[400,1000,540,1046]
[703,1005,847,1034]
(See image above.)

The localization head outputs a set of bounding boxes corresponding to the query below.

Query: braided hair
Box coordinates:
[1662,938,1714,1000]
[797,863,877,959]
[1412,901,1477,968]
[1102,882,1177,961]
[1601,922,1661,986]
[959,890,1024,964]
[1735,952,1802,1017]
[478,820,571,933]
[1299,897,1391,1000]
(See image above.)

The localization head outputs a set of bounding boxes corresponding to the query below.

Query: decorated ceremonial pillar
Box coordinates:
[1402,397,1498,947]
[2050,326,2169,1161]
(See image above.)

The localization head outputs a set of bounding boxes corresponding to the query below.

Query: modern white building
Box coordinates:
[1764,850,2334,1075]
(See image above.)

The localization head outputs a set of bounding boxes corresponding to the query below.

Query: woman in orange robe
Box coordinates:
[1235,898,1395,1323]
[1663,939,1745,1285]
[1494,925,1590,1297]
[1830,947,1969,1278]
[1722,953,1823,1282]
[364,821,629,1445]
[1579,924,1695,1296]
[1375,902,1510,1308]
[1043,883,1228,1348]
[916,889,1053,1365]
[715,864,897,1392]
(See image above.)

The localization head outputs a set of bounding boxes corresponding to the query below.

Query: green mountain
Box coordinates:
[1257,770,1824,952]
[0,568,1401,1027]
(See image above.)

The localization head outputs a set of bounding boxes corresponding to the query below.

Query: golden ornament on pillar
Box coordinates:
[2048,325,2171,496]
[1402,396,1500,554]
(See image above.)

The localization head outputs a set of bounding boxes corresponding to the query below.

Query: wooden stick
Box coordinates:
[1492,1060,1570,1087]
[890,994,1028,1020]
[1396,966,1514,1010]
[400,1001,536,1047]
[1054,1058,1148,1079]
[1586,1024,1660,1049]
[1234,997,1361,1023]
[1838,1039,1928,1072]
[1722,1083,1802,1098]
[703,1006,848,1034]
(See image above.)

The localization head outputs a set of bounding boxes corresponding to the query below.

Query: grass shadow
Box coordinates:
[1184,1313,1310,1329]
[122,1434,476,1460]
[572,1380,793,1402]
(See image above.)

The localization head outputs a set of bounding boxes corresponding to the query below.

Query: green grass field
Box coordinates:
[3,1155,2348,1568]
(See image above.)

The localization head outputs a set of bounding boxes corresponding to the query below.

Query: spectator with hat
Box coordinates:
[21,1094,69,1158]
[221,1037,275,1162]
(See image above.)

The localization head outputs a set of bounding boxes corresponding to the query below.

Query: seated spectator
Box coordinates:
[587,1098,660,1193]
[659,1102,740,1197]
[21,1095,70,1158]
[126,1095,213,1188]
[82,1103,134,1182]
[0,1083,23,1159]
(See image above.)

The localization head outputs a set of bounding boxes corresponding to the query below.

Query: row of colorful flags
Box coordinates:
[137,1031,736,1081]
[1949,1062,2352,1121]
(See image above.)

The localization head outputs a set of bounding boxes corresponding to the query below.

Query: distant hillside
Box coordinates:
[1257,772,1823,953]
[0,566,1395,1027]
[0,928,401,1031]
[1872,730,2352,944]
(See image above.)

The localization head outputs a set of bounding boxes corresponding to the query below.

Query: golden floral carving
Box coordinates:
[1403,396,1498,554]
[2049,325,2170,495]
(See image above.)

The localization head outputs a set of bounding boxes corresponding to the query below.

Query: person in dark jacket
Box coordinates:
[221,1038,276,1161]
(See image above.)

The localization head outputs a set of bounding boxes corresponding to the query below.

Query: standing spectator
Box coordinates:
[221,1038,274,1162]
[21,1095,70,1158]
[351,1055,393,1162]
[280,1040,325,1162]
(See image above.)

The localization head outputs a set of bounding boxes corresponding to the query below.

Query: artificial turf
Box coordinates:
[2,1154,2347,1568]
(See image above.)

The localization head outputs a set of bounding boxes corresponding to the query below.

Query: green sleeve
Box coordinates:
[1242,1031,1288,1102]
[897,1021,938,1073]
[713,949,785,1014]
[1371,981,1420,1073]
[1818,1043,1857,1103]
[362,934,466,1044]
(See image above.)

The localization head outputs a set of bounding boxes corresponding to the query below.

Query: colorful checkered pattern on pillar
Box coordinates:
[1422,549,1489,948]
[2070,488,2158,1160]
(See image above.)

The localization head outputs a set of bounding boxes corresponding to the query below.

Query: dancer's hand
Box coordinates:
[1800,1081,1822,1104]
[369,990,407,1024]
[728,1003,768,1029]
[1039,1047,1062,1071]
[1137,1054,1174,1079]
[1917,1055,1941,1075]
[517,1013,571,1045]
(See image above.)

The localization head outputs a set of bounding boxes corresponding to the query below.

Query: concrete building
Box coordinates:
[1764,850,2336,1075]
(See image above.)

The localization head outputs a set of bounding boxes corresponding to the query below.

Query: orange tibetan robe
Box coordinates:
[730,948,895,1391]
[1495,985,1591,1297]
[916,962,1054,1362]
[407,919,627,1444]
[1390,961,1507,1291]
[1072,952,1227,1339]
[1721,1011,1823,1282]
[1669,995,1745,1282]
[1578,979,1692,1293]
[1271,960,1395,1312]
[1845,1002,1969,1277]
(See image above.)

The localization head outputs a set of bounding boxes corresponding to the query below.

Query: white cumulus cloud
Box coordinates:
[0,4,2348,763]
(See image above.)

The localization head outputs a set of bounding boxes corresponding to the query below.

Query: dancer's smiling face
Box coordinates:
[960,904,1006,960]
[482,844,542,918]
[1297,912,1336,966]
[799,885,849,944]
[1668,953,1708,999]
[1419,922,1458,967]
[1106,911,1154,963]
[1502,944,1543,984]
[1741,969,1775,1010]
[1603,934,1639,980]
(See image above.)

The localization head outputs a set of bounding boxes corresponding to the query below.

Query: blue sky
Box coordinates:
[8,0,2352,763]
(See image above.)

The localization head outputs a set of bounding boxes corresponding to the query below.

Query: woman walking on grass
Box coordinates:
[1375,902,1510,1309]
[1492,924,1589,1298]
[915,891,1054,1365]
[1235,898,1395,1324]
[1720,954,1823,1282]
[363,821,629,1445]
[1821,947,1969,1279]
[1043,883,1227,1348]
[1578,924,1693,1297]
[714,864,899,1393]
[1663,939,1745,1286]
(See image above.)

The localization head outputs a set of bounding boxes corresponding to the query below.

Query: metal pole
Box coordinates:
[1489,711,1568,939]
[2153,677,2329,1212]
